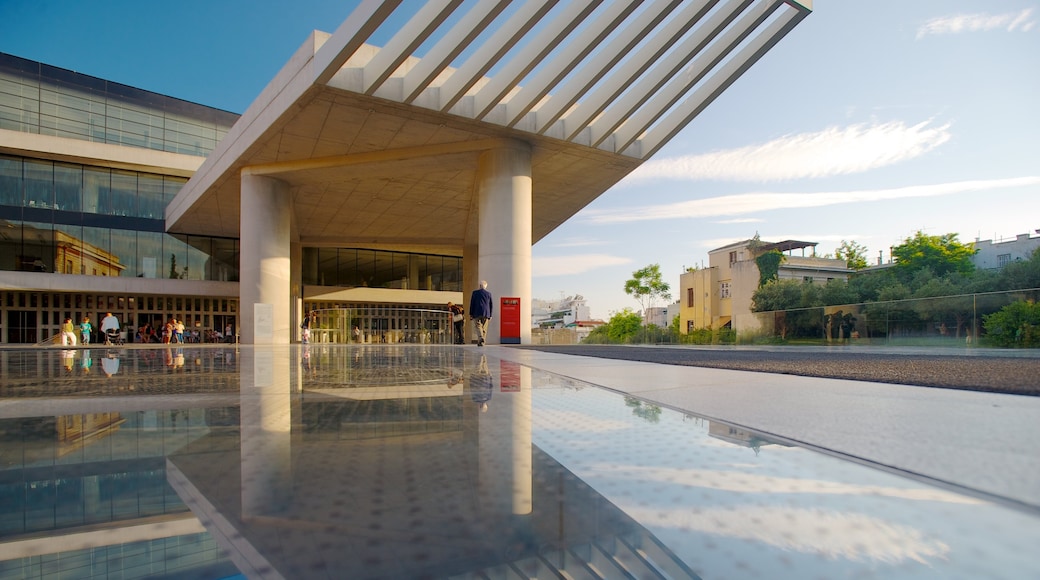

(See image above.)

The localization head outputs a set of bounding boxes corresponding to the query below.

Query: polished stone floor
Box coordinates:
[0,345,1038,579]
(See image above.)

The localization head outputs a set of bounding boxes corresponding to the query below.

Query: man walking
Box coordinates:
[469,280,493,346]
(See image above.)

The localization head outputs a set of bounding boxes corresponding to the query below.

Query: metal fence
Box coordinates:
[742,288,1040,347]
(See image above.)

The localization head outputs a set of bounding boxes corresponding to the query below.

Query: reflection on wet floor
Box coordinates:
[0,346,1038,579]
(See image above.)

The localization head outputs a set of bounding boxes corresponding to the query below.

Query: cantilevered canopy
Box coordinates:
[167,0,811,254]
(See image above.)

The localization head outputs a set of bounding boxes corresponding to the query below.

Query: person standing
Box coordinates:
[468,280,493,347]
[301,311,314,344]
[175,318,185,343]
[61,317,77,346]
[80,316,93,345]
[100,312,119,344]
[448,301,465,344]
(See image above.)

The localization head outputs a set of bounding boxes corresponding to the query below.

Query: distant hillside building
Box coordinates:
[531,295,592,329]
[973,232,1040,270]
[679,239,851,336]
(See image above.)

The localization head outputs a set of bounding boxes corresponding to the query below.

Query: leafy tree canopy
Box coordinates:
[624,263,671,323]
[891,231,975,281]
[835,239,869,270]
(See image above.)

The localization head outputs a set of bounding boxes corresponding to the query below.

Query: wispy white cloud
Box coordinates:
[533,253,632,276]
[917,8,1037,39]
[547,237,607,248]
[626,120,952,183]
[586,176,1040,224]
[715,218,764,224]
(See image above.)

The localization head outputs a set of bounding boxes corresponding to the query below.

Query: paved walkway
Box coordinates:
[485,345,1040,514]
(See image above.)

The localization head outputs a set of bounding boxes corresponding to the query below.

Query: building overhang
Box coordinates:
[166,1,811,254]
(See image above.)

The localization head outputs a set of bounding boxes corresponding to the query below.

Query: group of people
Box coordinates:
[448,280,494,346]
[60,312,121,345]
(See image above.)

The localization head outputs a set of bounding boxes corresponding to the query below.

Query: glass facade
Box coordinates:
[0,52,238,156]
[0,153,239,280]
[0,53,465,344]
[305,247,462,291]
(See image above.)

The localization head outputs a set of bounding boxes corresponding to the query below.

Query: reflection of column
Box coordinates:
[240,348,292,518]
[475,143,532,345]
[240,173,291,344]
[477,359,532,515]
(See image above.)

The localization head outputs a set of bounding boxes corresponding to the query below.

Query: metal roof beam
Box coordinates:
[402,0,513,103]
[532,0,685,134]
[638,3,807,157]
[363,0,464,95]
[561,0,721,141]
[503,0,643,127]
[314,0,402,85]
[472,0,604,120]
[438,0,560,113]
[613,0,777,151]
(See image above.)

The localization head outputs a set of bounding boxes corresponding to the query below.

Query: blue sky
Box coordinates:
[3,0,1038,320]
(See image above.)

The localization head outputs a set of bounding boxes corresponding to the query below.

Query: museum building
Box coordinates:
[0,52,462,344]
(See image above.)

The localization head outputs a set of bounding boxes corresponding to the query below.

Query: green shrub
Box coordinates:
[983,301,1040,347]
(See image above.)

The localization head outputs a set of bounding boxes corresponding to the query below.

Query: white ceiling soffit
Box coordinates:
[318,0,811,160]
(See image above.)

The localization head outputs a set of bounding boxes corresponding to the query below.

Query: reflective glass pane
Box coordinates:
[109,170,136,217]
[20,220,54,272]
[53,162,81,212]
[82,166,109,214]
[110,228,137,277]
[137,173,164,219]
[164,234,187,279]
[53,223,83,274]
[0,154,22,206]
[24,158,52,209]
[137,231,163,279]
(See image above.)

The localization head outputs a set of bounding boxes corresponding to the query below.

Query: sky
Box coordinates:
[3,0,1038,320]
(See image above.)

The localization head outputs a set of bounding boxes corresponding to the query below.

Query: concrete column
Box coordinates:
[475,143,532,345]
[240,173,291,344]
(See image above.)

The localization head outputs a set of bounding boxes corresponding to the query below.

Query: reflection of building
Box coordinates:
[973,232,1040,270]
[680,239,851,337]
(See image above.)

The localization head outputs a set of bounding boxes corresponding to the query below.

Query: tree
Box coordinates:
[983,300,1040,347]
[624,264,671,324]
[835,239,869,270]
[584,308,643,344]
[891,231,976,281]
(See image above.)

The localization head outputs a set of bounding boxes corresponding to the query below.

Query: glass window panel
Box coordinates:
[372,251,394,288]
[109,170,136,217]
[162,177,185,209]
[20,221,55,272]
[137,173,164,219]
[317,247,339,286]
[53,162,81,212]
[24,158,53,209]
[186,236,210,281]
[82,166,109,214]
[208,237,237,282]
[164,234,187,280]
[0,154,23,206]
[53,223,83,274]
[137,231,162,279]
[81,226,117,276]
[110,228,137,277]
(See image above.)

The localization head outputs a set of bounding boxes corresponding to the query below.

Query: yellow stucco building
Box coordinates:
[680,239,851,338]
